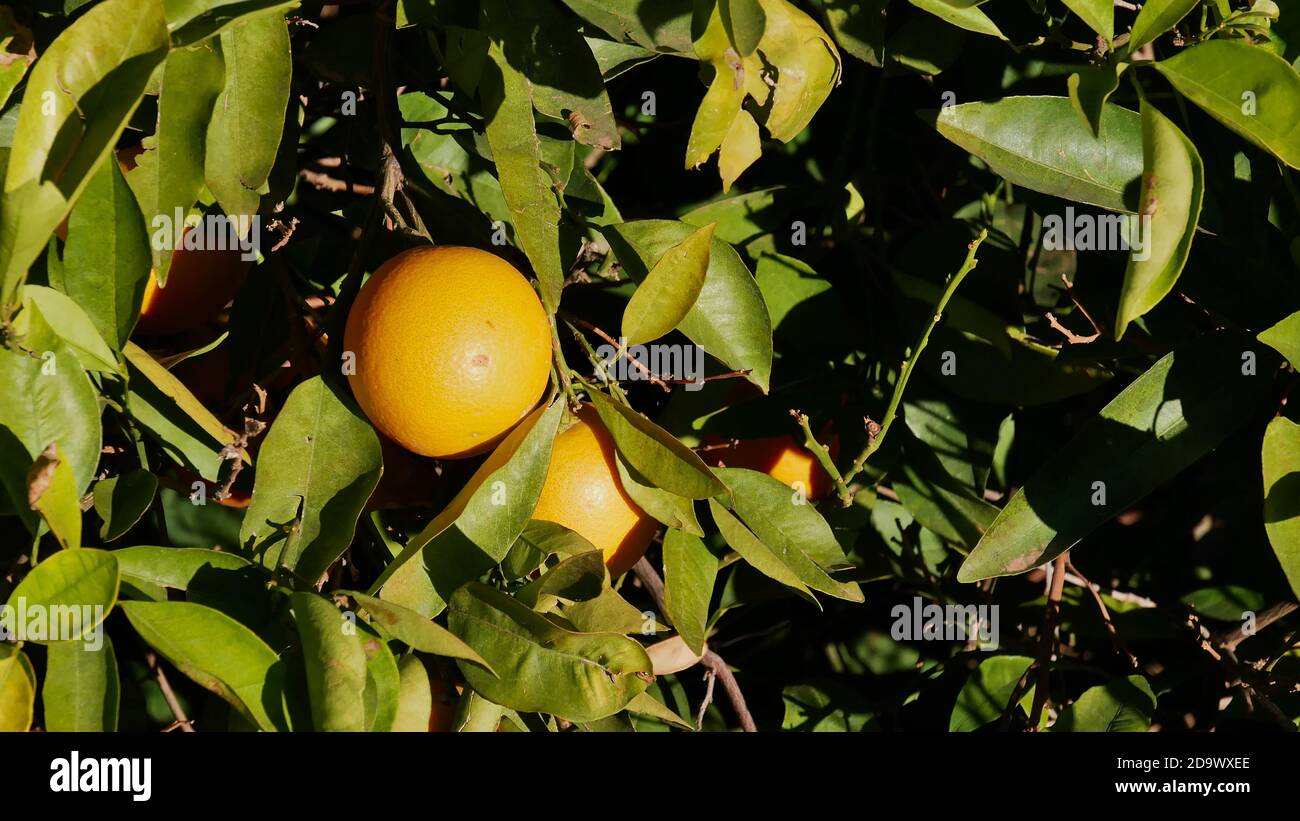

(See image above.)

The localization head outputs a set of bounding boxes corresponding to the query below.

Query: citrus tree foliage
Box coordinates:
[0,0,1299,733]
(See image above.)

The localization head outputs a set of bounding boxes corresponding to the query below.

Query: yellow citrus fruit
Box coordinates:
[703,434,837,500]
[531,405,659,577]
[344,246,550,459]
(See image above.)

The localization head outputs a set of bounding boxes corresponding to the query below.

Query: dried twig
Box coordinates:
[146,651,195,732]
[1029,553,1069,730]
[1067,561,1138,669]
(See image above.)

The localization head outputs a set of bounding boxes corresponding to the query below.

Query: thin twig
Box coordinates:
[1067,561,1138,669]
[1029,553,1069,731]
[836,230,988,504]
[146,651,195,732]
[790,409,846,491]
[1214,600,1298,652]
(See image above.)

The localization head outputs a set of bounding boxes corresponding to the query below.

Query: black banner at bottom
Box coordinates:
[10,731,1289,807]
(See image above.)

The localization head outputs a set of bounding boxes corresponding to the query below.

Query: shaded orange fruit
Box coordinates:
[531,405,659,577]
[343,246,550,459]
[428,674,462,733]
[133,233,251,336]
[703,434,837,499]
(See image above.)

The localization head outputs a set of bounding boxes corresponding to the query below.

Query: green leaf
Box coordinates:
[1060,0,1113,41]
[959,333,1276,581]
[341,591,495,673]
[57,153,151,344]
[204,8,292,224]
[893,437,999,550]
[0,302,103,495]
[502,519,599,579]
[128,41,226,281]
[8,548,119,642]
[393,655,432,732]
[120,600,288,731]
[815,0,888,67]
[1129,0,1200,51]
[708,498,815,602]
[604,219,773,391]
[20,287,121,378]
[289,592,369,732]
[662,528,718,655]
[239,376,382,582]
[377,400,563,616]
[615,454,704,535]
[1052,676,1156,732]
[1259,310,1300,365]
[124,341,237,482]
[562,584,667,634]
[360,622,400,732]
[713,468,864,602]
[588,390,727,499]
[1154,40,1300,169]
[0,0,169,304]
[949,654,1033,731]
[447,582,653,723]
[516,550,608,608]
[626,690,695,730]
[0,644,35,732]
[94,470,159,542]
[482,0,619,149]
[723,0,767,55]
[1262,416,1300,601]
[622,223,714,346]
[164,0,300,47]
[43,636,120,732]
[1115,99,1204,340]
[558,0,695,54]
[928,97,1143,213]
[112,546,252,591]
[783,681,877,731]
[1068,63,1124,138]
[26,443,82,550]
[909,0,1007,40]
[479,6,564,312]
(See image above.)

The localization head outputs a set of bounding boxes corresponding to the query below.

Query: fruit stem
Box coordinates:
[836,229,988,506]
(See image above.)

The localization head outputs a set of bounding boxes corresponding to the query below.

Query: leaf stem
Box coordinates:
[835,229,988,505]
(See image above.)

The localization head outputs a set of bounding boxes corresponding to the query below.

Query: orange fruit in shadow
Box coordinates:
[703,434,838,500]
[343,246,551,459]
[531,405,659,577]
[428,674,462,733]
[117,145,252,337]
[134,235,251,336]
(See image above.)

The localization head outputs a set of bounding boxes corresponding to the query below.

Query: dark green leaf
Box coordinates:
[94,470,158,542]
[959,333,1276,581]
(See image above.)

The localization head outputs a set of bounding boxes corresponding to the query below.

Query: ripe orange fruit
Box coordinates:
[703,434,837,499]
[343,246,550,459]
[531,405,659,577]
